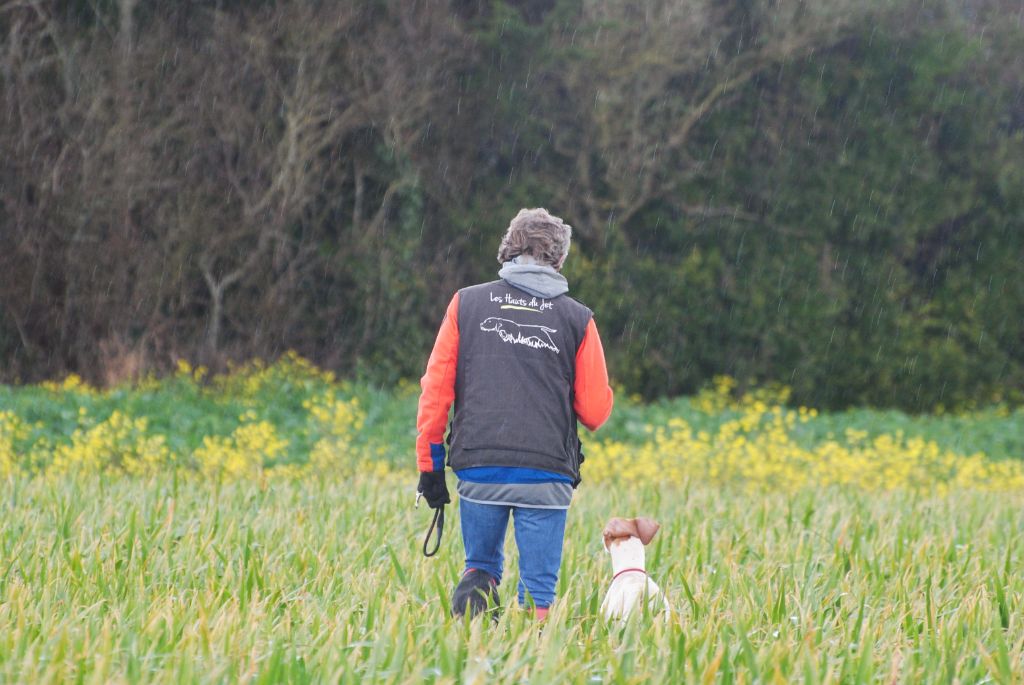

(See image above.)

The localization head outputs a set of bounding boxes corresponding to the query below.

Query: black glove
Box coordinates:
[418,470,450,509]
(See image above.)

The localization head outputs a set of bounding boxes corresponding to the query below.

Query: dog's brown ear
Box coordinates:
[633,517,660,545]
[602,517,636,549]
[603,516,661,548]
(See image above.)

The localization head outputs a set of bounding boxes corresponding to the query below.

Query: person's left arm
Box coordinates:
[573,317,614,431]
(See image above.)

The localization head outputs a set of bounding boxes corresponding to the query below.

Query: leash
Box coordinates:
[416,492,444,557]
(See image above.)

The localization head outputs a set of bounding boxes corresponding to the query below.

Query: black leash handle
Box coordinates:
[422,505,444,557]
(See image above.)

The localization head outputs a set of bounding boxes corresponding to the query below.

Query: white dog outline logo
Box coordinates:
[480,317,560,354]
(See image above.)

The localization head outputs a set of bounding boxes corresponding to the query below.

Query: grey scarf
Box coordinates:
[498,256,569,299]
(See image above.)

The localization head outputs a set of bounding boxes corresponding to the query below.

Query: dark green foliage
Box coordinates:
[0,0,1020,411]
[565,14,1024,410]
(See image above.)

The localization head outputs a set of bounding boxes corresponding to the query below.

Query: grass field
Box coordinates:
[1,356,1022,683]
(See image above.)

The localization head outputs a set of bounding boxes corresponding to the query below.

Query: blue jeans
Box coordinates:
[458,498,568,608]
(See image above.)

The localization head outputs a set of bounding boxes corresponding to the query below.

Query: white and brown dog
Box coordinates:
[600,517,670,620]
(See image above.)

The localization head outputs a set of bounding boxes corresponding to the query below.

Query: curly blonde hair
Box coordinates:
[496,208,572,267]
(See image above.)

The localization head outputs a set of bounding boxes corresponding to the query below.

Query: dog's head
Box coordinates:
[602,517,660,551]
[479,317,504,332]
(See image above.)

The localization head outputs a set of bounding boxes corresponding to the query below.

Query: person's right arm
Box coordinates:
[416,292,460,472]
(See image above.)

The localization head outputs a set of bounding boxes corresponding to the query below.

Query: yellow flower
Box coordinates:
[193,420,289,482]
[582,388,1024,493]
[49,411,171,476]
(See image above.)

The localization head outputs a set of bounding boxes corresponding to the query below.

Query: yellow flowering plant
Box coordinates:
[0,357,1019,491]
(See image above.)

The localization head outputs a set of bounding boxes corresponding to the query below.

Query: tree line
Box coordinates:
[1,0,1021,410]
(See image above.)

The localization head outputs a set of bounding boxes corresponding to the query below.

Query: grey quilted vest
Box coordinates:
[448,280,593,480]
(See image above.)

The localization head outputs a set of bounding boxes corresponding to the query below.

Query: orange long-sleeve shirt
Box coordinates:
[415,292,613,472]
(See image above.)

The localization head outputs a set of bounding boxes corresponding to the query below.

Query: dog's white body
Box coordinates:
[601,535,670,620]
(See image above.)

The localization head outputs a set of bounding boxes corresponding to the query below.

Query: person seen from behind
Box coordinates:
[415,208,614,620]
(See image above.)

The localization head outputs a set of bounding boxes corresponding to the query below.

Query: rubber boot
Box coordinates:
[451,568,500,620]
